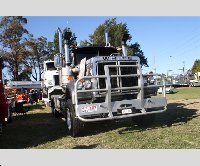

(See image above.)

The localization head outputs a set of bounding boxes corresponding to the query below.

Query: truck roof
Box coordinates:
[72,46,118,54]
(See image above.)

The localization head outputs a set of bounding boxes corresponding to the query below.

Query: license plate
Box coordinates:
[122,109,132,114]
[81,105,97,113]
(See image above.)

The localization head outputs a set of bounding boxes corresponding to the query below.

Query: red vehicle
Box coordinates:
[0,57,12,133]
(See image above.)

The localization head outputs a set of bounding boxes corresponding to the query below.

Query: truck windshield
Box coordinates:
[73,47,118,65]
[46,62,56,71]
[75,52,96,66]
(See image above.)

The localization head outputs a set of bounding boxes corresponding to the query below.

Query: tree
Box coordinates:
[81,18,148,67]
[52,27,77,55]
[0,49,6,69]
[128,43,148,67]
[192,59,200,74]
[0,16,29,81]
[27,36,50,81]
[89,18,131,47]
[63,27,77,46]
[80,40,91,46]
[53,31,59,54]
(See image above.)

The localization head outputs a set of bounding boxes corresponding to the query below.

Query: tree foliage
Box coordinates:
[0,16,29,81]
[27,36,51,81]
[0,16,57,81]
[81,18,148,67]
[52,27,77,55]
[128,43,148,67]
[53,31,59,54]
[192,59,200,74]
[89,18,131,47]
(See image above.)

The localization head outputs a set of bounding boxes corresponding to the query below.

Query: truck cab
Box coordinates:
[42,60,60,106]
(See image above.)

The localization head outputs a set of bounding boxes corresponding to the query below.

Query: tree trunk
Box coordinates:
[13,61,19,81]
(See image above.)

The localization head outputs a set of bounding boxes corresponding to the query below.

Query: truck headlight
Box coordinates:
[77,81,83,90]
[83,80,92,89]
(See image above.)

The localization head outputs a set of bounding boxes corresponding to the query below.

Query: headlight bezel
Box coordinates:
[77,81,84,90]
[83,79,92,89]
[77,79,92,90]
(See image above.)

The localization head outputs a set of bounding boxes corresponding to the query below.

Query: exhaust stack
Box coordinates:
[122,41,127,57]
[105,29,109,47]
[57,27,63,55]
[122,33,129,57]
[63,28,72,65]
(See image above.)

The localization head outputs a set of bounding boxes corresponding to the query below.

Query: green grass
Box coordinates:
[0,88,200,149]
[166,87,200,100]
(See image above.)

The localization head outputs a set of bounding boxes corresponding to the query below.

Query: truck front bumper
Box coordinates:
[76,97,167,122]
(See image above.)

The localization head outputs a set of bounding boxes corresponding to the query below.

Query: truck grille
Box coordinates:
[97,61,138,92]
[97,62,117,89]
[120,62,138,87]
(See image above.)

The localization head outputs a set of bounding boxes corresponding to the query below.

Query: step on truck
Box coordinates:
[43,28,167,137]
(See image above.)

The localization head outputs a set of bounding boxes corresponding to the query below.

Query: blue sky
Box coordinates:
[3,16,200,79]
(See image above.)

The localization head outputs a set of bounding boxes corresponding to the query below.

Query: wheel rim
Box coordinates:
[66,109,72,131]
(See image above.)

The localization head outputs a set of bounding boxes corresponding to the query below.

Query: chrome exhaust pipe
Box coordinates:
[122,41,127,57]
[122,33,129,57]
[64,44,71,65]
[105,29,109,47]
[57,27,63,55]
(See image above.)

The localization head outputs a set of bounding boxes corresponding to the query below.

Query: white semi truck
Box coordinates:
[42,27,167,137]
[189,72,200,87]
[42,60,60,106]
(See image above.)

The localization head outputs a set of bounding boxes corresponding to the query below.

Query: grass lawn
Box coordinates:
[166,87,200,100]
[0,87,200,149]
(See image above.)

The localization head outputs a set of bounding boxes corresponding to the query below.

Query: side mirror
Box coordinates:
[54,54,62,69]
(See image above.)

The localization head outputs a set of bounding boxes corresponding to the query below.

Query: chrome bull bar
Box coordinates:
[74,64,167,122]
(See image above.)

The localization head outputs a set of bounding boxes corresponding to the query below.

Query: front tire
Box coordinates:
[51,100,60,118]
[66,99,84,137]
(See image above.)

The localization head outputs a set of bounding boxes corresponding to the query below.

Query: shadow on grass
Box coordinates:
[0,112,68,149]
[72,144,98,149]
[1,102,199,148]
[117,102,200,134]
[26,102,46,111]
[82,102,199,136]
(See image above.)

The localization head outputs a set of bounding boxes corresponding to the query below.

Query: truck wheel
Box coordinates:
[51,105,60,118]
[52,107,60,118]
[66,99,84,137]
[132,113,155,127]
[53,108,60,118]
[51,100,60,118]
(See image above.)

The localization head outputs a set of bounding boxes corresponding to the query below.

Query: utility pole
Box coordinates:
[153,55,156,74]
[167,56,173,76]
[182,61,185,74]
